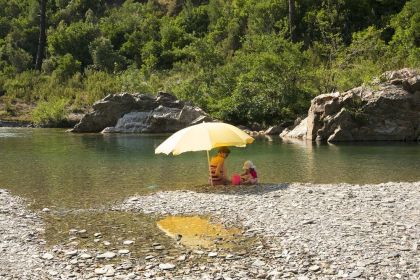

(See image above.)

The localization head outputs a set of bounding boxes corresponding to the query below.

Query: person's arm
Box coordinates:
[215,157,224,178]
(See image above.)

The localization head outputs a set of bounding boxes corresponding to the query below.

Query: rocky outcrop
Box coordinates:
[280,117,307,139]
[281,69,420,142]
[70,92,212,133]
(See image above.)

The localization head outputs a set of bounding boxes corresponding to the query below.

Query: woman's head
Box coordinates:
[217,146,231,157]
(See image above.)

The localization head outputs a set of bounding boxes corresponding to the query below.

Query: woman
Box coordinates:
[209,146,230,185]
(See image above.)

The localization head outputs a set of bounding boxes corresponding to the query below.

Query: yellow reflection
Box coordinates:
[157,216,241,248]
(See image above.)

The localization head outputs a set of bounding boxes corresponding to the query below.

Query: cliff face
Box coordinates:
[281,69,420,142]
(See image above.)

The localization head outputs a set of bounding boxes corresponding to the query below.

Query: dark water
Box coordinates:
[1,128,420,209]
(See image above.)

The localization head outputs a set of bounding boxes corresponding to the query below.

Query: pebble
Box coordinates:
[118,249,130,255]
[80,253,92,259]
[103,241,111,246]
[123,240,134,245]
[2,182,420,279]
[348,270,362,278]
[159,263,175,270]
[309,265,320,272]
[65,250,78,257]
[177,255,186,261]
[42,253,54,260]
[208,252,218,257]
[42,208,50,212]
[97,252,116,259]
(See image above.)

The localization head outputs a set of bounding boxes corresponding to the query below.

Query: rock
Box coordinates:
[64,250,78,257]
[70,92,213,133]
[97,251,116,259]
[94,233,101,237]
[41,253,54,260]
[252,259,266,267]
[95,265,114,275]
[80,253,92,259]
[308,265,320,272]
[159,263,175,270]
[177,255,186,261]
[123,240,134,245]
[41,208,50,212]
[118,249,130,254]
[280,117,308,139]
[208,252,218,257]
[264,122,292,135]
[348,270,362,278]
[284,69,420,142]
[103,241,111,246]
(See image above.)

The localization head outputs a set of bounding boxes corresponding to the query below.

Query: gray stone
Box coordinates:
[97,251,116,259]
[71,92,213,133]
[41,253,54,260]
[284,69,420,142]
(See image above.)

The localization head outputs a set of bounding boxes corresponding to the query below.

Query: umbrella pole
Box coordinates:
[207,150,213,186]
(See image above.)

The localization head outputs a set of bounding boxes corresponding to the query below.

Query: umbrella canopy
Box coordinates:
[155,122,254,155]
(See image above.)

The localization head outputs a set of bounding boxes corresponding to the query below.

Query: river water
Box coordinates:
[1,127,420,209]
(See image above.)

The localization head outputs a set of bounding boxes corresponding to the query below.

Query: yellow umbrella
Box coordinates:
[155,122,254,185]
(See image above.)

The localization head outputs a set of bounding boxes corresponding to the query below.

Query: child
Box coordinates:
[240,160,258,184]
[209,146,231,185]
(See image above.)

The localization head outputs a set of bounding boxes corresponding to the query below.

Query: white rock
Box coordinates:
[177,255,186,261]
[123,240,134,245]
[118,249,130,254]
[42,208,50,212]
[97,251,116,259]
[80,253,92,259]
[159,263,175,270]
[208,252,218,257]
[309,265,320,272]
[64,250,78,257]
[103,241,111,246]
[42,253,54,260]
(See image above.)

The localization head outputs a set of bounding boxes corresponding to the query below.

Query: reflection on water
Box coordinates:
[157,216,241,249]
[1,128,420,209]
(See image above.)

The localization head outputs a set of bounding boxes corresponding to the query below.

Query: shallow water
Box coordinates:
[157,216,242,249]
[1,128,420,209]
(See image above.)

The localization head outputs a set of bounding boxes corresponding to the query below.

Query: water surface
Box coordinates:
[1,128,419,209]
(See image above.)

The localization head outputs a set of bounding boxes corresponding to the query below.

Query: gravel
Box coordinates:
[118,182,420,279]
[1,182,419,279]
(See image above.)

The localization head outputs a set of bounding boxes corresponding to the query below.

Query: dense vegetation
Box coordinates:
[0,0,419,126]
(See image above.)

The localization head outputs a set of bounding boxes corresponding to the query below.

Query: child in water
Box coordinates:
[240,160,258,184]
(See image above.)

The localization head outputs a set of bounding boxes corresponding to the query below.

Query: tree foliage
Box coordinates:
[0,0,419,126]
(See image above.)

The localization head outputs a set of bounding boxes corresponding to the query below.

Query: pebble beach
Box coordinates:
[1,182,419,279]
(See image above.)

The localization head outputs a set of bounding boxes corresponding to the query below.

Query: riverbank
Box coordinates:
[118,182,419,279]
[1,182,419,279]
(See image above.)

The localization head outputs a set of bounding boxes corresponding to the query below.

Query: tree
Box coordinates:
[288,0,296,42]
[35,0,47,70]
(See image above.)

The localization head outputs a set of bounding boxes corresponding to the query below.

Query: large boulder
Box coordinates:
[282,68,420,142]
[70,92,212,133]
[280,117,308,139]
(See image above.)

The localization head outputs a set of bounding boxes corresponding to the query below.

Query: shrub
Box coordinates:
[32,97,68,126]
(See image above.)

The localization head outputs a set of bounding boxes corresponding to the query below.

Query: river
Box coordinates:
[1,127,419,209]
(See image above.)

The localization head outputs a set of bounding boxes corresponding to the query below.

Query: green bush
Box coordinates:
[32,97,68,126]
